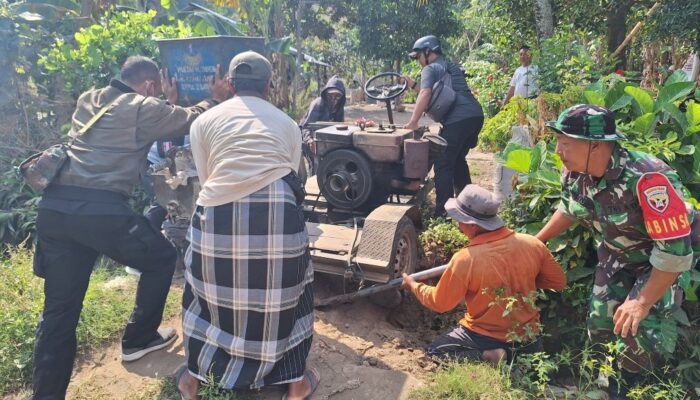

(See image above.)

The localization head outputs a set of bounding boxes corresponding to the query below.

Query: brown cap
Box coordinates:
[228,51,272,81]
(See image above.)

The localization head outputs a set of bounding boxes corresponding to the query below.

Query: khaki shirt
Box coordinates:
[57,80,215,196]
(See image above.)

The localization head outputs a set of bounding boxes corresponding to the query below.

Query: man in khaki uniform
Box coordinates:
[31,56,230,399]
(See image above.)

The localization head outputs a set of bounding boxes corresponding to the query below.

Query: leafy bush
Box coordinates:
[0,164,39,246]
[583,71,700,198]
[462,59,510,117]
[40,10,192,96]
[538,30,616,93]
[418,218,468,267]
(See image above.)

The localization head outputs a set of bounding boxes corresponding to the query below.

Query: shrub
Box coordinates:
[418,218,468,267]
[40,10,192,97]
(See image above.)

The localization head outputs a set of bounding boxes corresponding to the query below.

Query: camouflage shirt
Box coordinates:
[558,145,699,280]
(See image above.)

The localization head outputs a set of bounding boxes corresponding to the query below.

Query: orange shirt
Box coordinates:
[412,227,566,342]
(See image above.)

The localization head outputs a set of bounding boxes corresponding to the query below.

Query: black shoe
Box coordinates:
[122,327,177,362]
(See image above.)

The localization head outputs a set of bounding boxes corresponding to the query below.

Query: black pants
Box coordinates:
[426,325,542,363]
[434,116,484,216]
[32,208,176,399]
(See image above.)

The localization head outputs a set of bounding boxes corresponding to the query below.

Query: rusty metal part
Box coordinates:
[403,139,430,179]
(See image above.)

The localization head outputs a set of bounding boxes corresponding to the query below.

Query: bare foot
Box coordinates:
[176,368,200,400]
[286,369,320,400]
[481,348,507,366]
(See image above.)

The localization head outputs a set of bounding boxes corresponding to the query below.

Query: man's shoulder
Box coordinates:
[625,148,672,175]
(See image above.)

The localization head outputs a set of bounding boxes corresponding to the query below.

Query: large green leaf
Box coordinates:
[503,149,532,173]
[664,70,691,86]
[566,267,594,282]
[662,102,690,131]
[267,36,293,54]
[604,82,632,111]
[583,90,605,106]
[686,101,700,133]
[655,81,696,112]
[632,113,655,135]
[624,86,654,114]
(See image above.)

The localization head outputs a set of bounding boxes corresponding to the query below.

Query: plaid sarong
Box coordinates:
[183,179,314,389]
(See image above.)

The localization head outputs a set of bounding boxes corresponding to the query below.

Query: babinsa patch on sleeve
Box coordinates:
[636,172,691,240]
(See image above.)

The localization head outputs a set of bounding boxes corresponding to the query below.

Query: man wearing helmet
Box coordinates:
[536,104,700,399]
[401,35,484,217]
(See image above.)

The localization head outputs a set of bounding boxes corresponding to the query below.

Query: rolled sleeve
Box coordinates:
[650,246,693,272]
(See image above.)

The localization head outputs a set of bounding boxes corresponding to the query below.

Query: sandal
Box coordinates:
[173,365,190,400]
[282,368,321,400]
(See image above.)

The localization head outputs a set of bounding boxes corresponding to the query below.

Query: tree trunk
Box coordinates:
[607,0,634,69]
[533,0,554,45]
[394,59,404,112]
[641,42,660,89]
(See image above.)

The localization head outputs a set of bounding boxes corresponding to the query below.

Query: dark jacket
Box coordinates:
[300,75,346,129]
[55,80,215,196]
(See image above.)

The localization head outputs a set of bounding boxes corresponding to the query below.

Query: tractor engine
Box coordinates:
[314,124,444,210]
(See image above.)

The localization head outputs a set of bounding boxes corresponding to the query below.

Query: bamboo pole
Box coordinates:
[611,2,661,58]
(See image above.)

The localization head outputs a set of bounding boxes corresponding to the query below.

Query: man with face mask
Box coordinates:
[30,55,230,399]
[537,104,700,399]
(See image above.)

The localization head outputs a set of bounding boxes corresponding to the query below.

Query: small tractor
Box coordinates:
[152,37,446,306]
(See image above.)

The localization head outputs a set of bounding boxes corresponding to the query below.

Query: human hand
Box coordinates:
[613,298,652,338]
[401,273,418,291]
[403,121,419,131]
[161,68,177,104]
[209,64,232,103]
[400,75,414,88]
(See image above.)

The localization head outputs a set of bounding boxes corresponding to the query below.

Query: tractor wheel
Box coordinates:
[317,149,373,210]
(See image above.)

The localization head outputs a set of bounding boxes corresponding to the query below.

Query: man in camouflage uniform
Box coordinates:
[535,104,700,398]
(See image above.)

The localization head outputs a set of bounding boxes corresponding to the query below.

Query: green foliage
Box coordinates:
[348,0,461,65]
[418,218,468,265]
[408,361,526,400]
[649,0,700,52]
[0,164,39,246]
[40,10,192,96]
[462,59,510,117]
[538,29,616,93]
[477,98,535,152]
[585,71,700,196]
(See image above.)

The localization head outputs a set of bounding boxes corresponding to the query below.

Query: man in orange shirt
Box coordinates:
[402,184,566,364]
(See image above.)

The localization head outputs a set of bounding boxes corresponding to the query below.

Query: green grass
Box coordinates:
[409,361,527,400]
[0,247,180,396]
[134,377,266,400]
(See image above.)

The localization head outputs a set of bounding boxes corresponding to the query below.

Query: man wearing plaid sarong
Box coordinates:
[176,51,318,400]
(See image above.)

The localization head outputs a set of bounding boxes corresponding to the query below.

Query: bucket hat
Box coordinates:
[445,184,505,231]
[545,104,626,141]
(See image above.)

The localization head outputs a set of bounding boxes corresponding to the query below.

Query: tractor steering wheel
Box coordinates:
[364,72,407,101]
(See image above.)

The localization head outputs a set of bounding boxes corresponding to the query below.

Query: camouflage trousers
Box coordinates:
[587,267,685,373]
